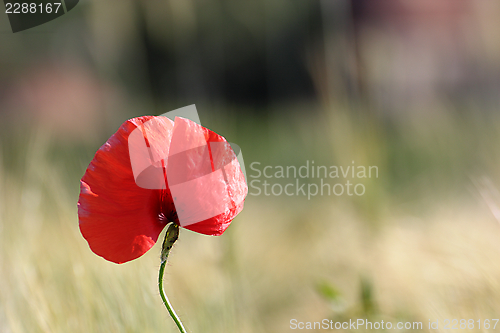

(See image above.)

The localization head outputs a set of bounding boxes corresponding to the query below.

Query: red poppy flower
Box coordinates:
[78,116,247,264]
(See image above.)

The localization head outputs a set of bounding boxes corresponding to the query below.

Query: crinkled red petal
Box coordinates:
[78,116,169,264]
[183,199,245,235]
[167,117,247,234]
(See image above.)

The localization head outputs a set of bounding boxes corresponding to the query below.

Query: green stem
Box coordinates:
[158,223,187,333]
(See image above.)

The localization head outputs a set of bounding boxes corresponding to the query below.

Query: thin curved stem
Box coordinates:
[158,223,187,333]
[159,261,187,333]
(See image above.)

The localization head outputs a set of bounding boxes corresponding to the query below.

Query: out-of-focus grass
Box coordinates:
[2,106,500,332]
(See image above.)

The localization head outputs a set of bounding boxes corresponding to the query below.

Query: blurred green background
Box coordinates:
[2,0,500,332]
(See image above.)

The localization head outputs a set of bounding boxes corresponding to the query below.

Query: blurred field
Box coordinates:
[1,107,500,333]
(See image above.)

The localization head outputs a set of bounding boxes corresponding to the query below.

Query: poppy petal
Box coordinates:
[183,199,245,235]
[78,116,172,264]
[166,117,248,235]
